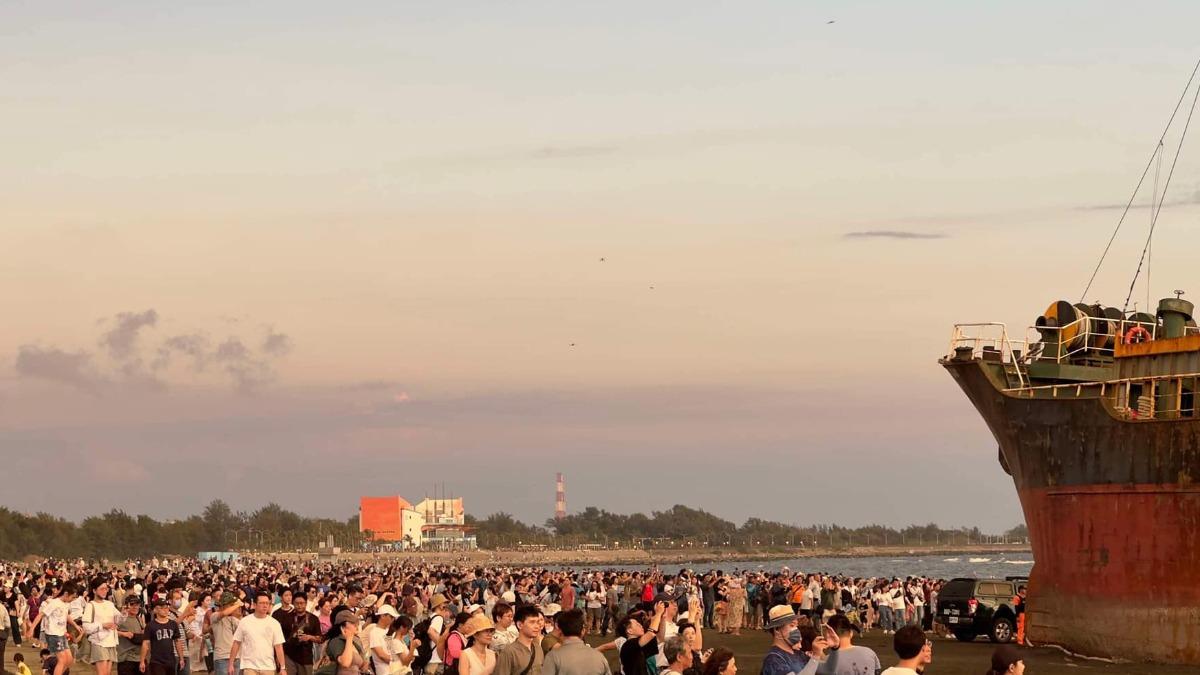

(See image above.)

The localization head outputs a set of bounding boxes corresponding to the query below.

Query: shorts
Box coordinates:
[46,634,70,653]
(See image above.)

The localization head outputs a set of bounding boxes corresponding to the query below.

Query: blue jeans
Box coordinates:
[879,606,894,631]
[214,658,239,675]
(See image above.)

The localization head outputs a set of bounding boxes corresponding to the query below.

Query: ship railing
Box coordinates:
[1003,371,1200,420]
[1022,315,1160,364]
[946,323,1030,387]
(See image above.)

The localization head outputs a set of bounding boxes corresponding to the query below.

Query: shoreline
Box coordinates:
[332,543,1032,567]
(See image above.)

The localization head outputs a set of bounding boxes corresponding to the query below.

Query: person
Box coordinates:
[42,583,79,675]
[206,594,242,675]
[493,605,542,675]
[458,615,496,675]
[879,626,930,675]
[228,593,285,675]
[538,606,561,656]
[660,637,691,675]
[699,649,734,675]
[723,582,745,638]
[41,649,68,675]
[1011,587,1026,646]
[986,645,1023,675]
[279,593,321,675]
[758,605,840,675]
[0,595,9,669]
[83,578,122,675]
[617,603,664,675]
[140,599,186,675]
[540,609,608,675]
[823,615,879,675]
[326,611,365,675]
[369,606,402,675]
[387,616,419,675]
[116,596,146,675]
[489,605,517,654]
[416,594,451,675]
[15,653,34,675]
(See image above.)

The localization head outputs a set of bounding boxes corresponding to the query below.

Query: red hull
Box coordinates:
[1020,484,1200,662]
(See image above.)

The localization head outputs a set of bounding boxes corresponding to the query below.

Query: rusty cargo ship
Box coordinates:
[942,296,1200,663]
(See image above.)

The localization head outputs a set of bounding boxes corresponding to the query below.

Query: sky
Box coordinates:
[5,1,1200,533]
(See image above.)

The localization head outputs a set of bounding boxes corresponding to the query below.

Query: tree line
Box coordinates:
[0,501,1028,559]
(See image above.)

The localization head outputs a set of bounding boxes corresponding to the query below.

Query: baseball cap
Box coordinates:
[376,604,400,618]
[826,614,860,634]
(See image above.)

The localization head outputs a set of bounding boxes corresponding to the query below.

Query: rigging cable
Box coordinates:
[1123,78,1200,314]
[1079,56,1200,302]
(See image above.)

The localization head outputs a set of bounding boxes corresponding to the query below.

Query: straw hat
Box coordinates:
[429,594,449,610]
[765,605,799,629]
[460,614,495,638]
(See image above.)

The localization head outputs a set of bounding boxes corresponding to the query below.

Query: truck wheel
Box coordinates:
[953,630,977,642]
[990,617,1014,643]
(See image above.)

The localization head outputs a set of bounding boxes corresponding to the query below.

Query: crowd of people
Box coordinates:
[0,557,1026,675]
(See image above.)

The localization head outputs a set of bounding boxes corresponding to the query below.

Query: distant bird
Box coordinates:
[827,20,835,24]
[599,257,606,262]
[649,286,655,290]
[570,343,576,347]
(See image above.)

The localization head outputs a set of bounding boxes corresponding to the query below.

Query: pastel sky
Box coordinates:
[6,1,1200,532]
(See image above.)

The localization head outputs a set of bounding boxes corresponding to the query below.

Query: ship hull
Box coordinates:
[944,360,1200,664]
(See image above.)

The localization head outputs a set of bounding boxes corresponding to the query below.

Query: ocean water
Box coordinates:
[554,553,1034,580]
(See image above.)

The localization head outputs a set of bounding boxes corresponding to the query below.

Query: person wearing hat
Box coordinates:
[327,611,365,675]
[759,605,839,675]
[419,595,452,675]
[114,596,144,675]
[368,606,402,675]
[823,615,879,675]
[139,598,187,675]
[207,593,243,675]
[456,615,495,675]
[986,645,1023,675]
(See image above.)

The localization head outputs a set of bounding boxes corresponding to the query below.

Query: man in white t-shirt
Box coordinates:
[369,605,401,675]
[229,593,286,675]
[424,595,452,675]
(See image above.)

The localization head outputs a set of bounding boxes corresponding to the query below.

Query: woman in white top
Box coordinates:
[81,579,121,675]
[457,615,495,675]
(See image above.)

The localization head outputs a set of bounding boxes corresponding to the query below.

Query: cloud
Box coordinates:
[212,337,273,393]
[15,311,291,394]
[100,309,159,360]
[843,230,948,240]
[14,345,102,392]
[262,330,293,357]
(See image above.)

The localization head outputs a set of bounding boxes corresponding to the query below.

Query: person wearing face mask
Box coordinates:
[759,606,840,675]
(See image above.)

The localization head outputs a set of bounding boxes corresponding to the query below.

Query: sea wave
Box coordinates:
[968,557,992,563]
[942,558,960,562]
[1003,560,1034,565]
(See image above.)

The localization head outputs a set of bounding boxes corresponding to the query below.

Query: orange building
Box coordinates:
[358,496,412,541]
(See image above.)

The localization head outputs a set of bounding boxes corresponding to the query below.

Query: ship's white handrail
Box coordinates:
[946,322,1029,387]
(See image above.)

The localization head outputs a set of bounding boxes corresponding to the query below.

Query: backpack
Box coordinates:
[411,618,436,671]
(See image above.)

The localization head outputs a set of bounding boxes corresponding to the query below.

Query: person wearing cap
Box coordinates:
[228,592,286,675]
[457,615,495,675]
[139,598,186,675]
[326,611,365,675]
[823,615,878,675]
[114,596,145,675]
[759,605,839,675]
[207,593,243,675]
[985,645,1023,675]
[369,605,402,675]
[879,626,929,675]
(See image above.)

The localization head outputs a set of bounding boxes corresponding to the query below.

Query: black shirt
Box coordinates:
[619,639,657,675]
[144,618,182,666]
[275,609,321,665]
